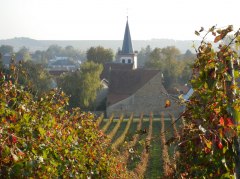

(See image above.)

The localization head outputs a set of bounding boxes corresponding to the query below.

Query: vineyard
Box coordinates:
[97,112,180,178]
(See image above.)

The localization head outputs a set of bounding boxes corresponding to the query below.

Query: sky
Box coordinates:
[1,0,240,40]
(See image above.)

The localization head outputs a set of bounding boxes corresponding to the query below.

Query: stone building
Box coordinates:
[106,69,182,117]
[104,19,183,117]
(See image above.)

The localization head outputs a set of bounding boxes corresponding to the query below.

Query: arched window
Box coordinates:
[122,59,125,63]
[128,59,131,63]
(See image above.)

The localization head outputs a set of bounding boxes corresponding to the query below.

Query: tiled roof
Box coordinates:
[50,59,76,66]
[101,62,133,81]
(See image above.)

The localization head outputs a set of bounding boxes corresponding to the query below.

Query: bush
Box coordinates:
[0,68,129,178]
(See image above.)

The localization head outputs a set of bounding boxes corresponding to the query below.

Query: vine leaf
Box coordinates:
[195,31,200,36]
[214,35,223,43]
[165,100,171,108]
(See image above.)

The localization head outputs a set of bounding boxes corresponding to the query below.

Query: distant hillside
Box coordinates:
[0,37,201,53]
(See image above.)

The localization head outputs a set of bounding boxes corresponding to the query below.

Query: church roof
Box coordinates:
[107,69,162,106]
[121,19,133,54]
[101,62,133,81]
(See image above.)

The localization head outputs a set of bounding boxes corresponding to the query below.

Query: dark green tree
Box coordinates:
[87,46,114,64]
[0,45,14,55]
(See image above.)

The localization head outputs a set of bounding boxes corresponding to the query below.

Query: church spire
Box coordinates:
[122,18,133,54]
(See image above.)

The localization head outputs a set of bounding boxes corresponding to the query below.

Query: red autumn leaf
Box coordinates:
[218,142,223,150]
[219,117,224,126]
[204,147,211,154]
[9,134,18,144]
[226,118,234,127]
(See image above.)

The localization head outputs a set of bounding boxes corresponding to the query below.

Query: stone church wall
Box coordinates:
[107,73,184,117]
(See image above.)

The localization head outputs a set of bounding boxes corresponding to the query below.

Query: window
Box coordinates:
[122,59,125,63]
[128,59,131,63]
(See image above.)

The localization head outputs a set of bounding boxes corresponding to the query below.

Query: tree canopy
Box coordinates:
[17,60,52,96]
[87,46,114,64]
[0,45,14,55]
[57,61,103,109]
[144,46,194,91]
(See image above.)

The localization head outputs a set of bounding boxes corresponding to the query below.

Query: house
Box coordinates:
[47,56,81,76]
[48,56,80,71]
[103,18,184,117]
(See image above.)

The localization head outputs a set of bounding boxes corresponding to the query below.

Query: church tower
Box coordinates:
[117,18,138,69]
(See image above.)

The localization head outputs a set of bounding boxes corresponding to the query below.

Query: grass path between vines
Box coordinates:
[101,116,178,179]
[145,118,162,179]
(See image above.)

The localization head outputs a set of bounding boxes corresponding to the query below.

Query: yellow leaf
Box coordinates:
[165,100,171,108]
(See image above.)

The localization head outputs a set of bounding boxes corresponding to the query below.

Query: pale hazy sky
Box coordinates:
[1,0,240,40]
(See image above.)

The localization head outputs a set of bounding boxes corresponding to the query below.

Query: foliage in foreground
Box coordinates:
[177,25,240,178]
[0,69,128,178]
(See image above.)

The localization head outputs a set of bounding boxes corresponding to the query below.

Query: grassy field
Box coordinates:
[99,116,180,179]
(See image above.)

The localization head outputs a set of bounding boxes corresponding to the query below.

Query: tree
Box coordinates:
[145,47,163,69]
[46,45,63,59]
[87,46,114,64]
[145,46,185,90]
[43,45,85,63]
[0,45,14,55]
[16,46,31,61]
[32,50,48,64]
[58,61,103,109]
[17,60,52,95]
[176,25,240,178]
[137,45,152,67]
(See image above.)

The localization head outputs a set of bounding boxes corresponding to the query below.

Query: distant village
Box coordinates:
[0,19,195,117]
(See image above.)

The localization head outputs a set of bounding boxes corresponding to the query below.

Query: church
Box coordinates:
[101,18,183,117]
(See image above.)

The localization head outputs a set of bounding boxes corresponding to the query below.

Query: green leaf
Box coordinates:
[234,70,239,78]
[2,146,10,157]
[233,109,240,127]
[221,158,230,171]
[204,82,208,89]
[223,146,227,154]
[38,127,45,136]
[43,150,48,159]
[224,73,232,81]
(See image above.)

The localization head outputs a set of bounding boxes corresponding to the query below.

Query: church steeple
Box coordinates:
[122,17,133,54]
[117,17,138,69]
